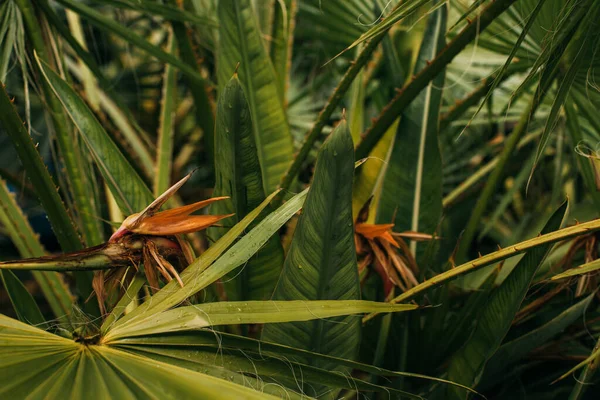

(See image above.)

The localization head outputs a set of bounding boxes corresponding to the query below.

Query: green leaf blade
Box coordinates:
[217,0,294,193]
[262,120,360,373]
[36,56,154,215]
[154,33,178,197]
[269,0,296,101]
[0,81,81,252]
[479,293,594,389]
[377,2,447,261]
[211,74,285,301]
[0,180,73,321]
[0,270,46,328]
[106,300,416,339]
[446,200,569,396]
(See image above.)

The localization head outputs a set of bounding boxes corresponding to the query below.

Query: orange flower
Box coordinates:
[110,173,232,242]
[94,172,234,314]
[354,198,432,298]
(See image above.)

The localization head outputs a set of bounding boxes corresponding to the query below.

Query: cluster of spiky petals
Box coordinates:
[353,199,432,298]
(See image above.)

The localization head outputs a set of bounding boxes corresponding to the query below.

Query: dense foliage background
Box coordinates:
[0,0,599,398]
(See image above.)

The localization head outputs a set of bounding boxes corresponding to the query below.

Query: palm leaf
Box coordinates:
[262,120,360,378]
[530,1,600,181]
[565,101,600,211]
[122,344,411,398]
[210,74,284,301]
[36,55,154,215]
[217,0,294,193]
[0,315,282,399]
[113,330,479,397]
[0,1,19,81]
[270,0,297,102]
[105,300,416,340]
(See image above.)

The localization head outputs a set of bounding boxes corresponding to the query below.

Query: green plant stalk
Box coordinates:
[363,214,600,322]
[60,8,155,180]
[0,237,147,271]
[36,55,155,214]
[0,253,122,271]
[24,3,102,250]
[355,0,518,160]
[60,13,106,248]
[169,0,215,171]
[65,11,99,110]
[270,0,297,103]
[376,1,447,262]
[449,0,488,31]
[0,180,73,320]
[569,336,600,400]
[551,259,600,280]
[154,32,178,196]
